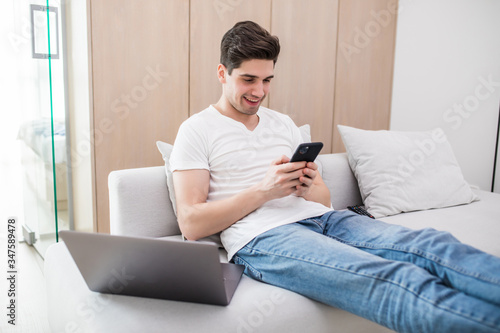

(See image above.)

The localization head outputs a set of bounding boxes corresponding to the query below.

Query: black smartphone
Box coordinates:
[290,142,323,163]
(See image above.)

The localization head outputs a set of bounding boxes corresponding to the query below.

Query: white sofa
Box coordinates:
[45,153,500,333]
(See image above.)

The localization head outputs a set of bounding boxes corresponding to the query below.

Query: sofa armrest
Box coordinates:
[108,166,180,237]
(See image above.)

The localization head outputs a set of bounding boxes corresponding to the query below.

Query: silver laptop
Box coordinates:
[59,230,244,306]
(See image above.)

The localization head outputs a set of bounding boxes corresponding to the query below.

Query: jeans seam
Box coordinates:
[328,236,500,286]
[247,246,499,329]
[233,252,262,280]
[298,217,324,230]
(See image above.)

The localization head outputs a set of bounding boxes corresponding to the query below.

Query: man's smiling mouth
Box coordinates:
[244,96,260,103]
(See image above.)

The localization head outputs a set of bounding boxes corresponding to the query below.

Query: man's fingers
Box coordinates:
[306,161,318,171]
[285,161,307,172]
[302,167,317,180]
[271,156,308,171]
[271,155,289,165]
[299,174,313,186]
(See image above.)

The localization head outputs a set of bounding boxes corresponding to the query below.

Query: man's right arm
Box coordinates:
[173,156,307,241]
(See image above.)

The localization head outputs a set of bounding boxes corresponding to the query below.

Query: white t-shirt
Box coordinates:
[170,105,332,260]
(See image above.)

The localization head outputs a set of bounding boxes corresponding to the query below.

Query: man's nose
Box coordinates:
[251,82,265,97]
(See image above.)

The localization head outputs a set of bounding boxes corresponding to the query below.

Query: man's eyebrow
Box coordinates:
[240,74,274,80]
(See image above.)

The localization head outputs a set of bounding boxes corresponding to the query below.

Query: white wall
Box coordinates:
[391,0,500,192]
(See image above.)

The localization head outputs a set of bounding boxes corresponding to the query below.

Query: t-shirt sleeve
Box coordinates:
[169,120,210,172]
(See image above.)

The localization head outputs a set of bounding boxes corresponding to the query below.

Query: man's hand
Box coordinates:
[294,161,319,198]
[255,156,329,206]
[174,154,331,241]
[256,155,310,201]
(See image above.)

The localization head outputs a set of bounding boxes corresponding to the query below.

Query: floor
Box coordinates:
[0,142,53,333]
[0,139,47,331]
[0,91,51,332]
[0,240,51,333]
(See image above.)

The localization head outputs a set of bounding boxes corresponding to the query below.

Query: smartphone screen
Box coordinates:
[290,142,323,163]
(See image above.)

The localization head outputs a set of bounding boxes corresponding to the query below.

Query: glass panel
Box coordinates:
[0,1,26,234]
[9,0,72,258]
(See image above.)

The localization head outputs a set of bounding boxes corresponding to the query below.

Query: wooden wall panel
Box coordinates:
[90,0,189,233]
[86,0,397,232]
[269,0,339,153]
[332,0,398,152]
[189,0,271,116]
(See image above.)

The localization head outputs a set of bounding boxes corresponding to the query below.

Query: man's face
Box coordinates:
[220,59,274,116]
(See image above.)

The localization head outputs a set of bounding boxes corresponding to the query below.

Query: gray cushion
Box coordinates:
[45,242,392,333]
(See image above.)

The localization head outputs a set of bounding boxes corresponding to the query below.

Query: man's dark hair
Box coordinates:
[220,21,280,74]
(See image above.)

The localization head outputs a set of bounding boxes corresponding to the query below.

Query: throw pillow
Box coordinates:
[299,124,312,142]
[337,125,478,218]
[156,141,176,214]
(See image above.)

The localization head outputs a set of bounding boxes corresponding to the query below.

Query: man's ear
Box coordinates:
[217,64,227,83]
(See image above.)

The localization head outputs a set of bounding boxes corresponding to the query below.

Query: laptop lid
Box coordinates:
[59,230,244,306]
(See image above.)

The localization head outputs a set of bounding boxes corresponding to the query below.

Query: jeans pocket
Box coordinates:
[233,254,263,281]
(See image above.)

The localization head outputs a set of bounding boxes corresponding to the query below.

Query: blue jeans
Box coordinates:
[233,210,500,333]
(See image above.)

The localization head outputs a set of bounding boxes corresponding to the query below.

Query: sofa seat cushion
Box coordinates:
[45,241,393,333]
[379,189,500,258]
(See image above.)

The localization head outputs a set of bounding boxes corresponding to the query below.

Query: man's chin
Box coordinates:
[235,104,260,115]
[241,107,260,115]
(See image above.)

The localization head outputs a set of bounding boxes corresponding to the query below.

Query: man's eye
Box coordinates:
[244,79,254,82]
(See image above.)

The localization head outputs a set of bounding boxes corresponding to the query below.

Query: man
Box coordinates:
[170,21,500,332]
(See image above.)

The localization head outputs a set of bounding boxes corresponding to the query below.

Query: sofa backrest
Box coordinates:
[108,153,363,238]
[317,153,363,210]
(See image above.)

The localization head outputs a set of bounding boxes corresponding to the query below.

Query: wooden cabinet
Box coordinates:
[88,0,398,233]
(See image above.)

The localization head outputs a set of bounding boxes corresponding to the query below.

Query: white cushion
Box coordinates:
[299,124,312,142]
[379,189,500,258]
[45,242,391,333]
[156,141,177,214]
[337,125,478,218]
